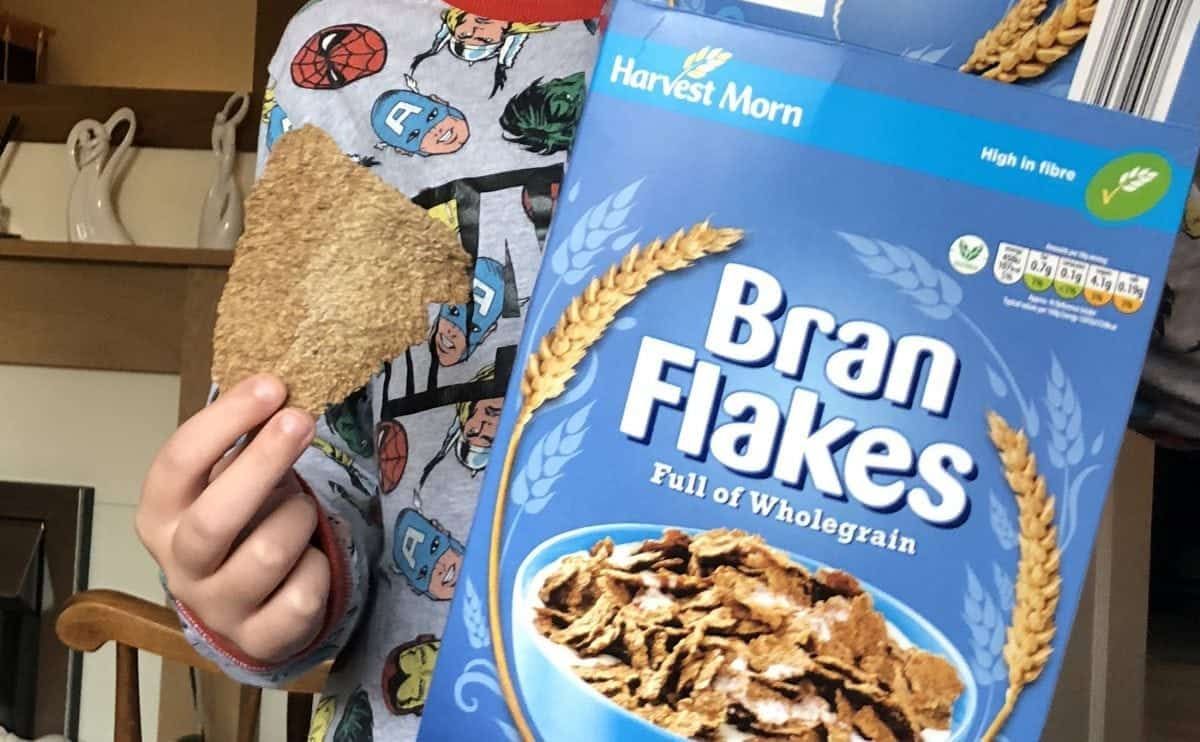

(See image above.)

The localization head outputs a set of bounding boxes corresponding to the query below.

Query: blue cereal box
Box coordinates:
[421,2,1200,740]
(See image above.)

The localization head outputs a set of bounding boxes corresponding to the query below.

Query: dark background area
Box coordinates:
[1147,446,1200,740]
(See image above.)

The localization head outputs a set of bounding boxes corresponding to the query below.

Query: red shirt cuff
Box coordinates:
[175,475,351,673]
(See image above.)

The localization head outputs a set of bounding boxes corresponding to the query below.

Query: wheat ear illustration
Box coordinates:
[979,0,1098,83]
[961,0,1050,72]
[488,222,743,741]
[983,412,1063,741]
[675,46,732,84]
[1100,166,1160,204]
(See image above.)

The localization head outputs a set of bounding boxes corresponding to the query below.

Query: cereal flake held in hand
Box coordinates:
[534,529,964,741]
[212,125,471,415]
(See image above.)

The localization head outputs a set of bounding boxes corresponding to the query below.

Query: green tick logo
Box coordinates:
[1086,152,1172,221]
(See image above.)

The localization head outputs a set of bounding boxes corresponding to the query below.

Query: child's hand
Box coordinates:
[137,374,329,665]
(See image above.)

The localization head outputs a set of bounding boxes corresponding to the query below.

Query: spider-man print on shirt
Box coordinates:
[292,24,388,90]
[410,8,555,98]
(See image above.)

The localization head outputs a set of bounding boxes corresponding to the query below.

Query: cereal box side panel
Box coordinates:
[648,0,1085,97]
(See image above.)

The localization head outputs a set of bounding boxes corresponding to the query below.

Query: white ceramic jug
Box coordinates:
[198,93,249,249]
[66,108,136,245]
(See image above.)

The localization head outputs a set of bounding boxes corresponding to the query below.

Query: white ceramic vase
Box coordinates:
[198,93,249,249]
[66,108,136,245]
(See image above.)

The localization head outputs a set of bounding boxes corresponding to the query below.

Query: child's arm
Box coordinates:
[139,374,382,686]
[136,110,383,687]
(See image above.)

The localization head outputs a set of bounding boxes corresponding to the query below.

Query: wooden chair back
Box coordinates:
[55,589,329,742]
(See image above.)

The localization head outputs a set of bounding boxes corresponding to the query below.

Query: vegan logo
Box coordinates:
[1086,153,1172,222]
[949,234,989,275]
[674,46,732,83]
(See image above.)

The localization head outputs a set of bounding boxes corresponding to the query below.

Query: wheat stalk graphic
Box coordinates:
[982,413,1063,741]
[672,46,732,86]
[1101,166,1160,205]
[963,0,1097,83]
[487,223,743,741]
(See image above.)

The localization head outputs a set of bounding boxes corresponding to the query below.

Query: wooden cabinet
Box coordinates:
[0,240,230,420]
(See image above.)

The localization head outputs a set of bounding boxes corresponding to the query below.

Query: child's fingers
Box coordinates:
[205,493,319,612]
[142,374,287,520]
[171,408,314,579]
[233,547,330,664]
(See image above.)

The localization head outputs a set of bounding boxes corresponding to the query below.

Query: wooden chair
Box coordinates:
[55,590,331,742]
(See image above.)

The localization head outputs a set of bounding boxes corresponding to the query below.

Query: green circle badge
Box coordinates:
[1086,152,1172,222]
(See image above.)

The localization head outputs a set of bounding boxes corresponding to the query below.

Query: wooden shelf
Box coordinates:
[0,239,229,418]
[0,239,233,268]
[2,83,259,152]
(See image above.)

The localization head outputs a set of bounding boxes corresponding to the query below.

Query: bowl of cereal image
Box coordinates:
[511,524,978,741]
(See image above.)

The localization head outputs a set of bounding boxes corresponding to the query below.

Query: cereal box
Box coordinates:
[420,1,1200,740]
